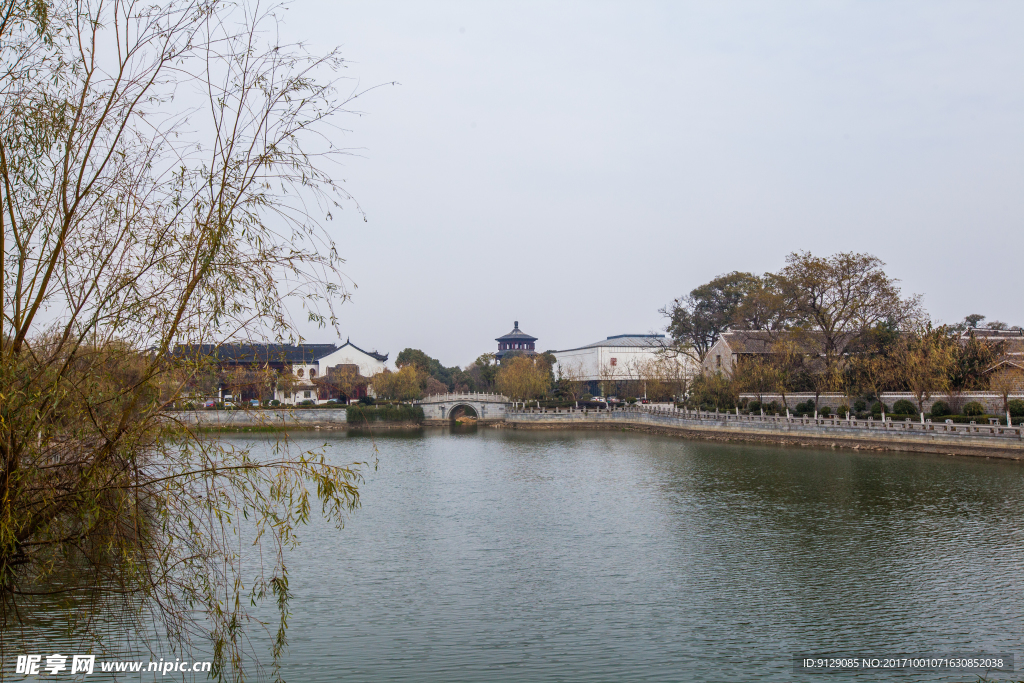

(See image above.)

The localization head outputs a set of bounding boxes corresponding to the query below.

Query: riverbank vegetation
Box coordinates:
[0,1,377,677]
[673,254,1020,417]
[346,404,424,425]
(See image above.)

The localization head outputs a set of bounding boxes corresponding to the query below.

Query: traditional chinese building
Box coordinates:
[171,340,388,404]
[495,321,537,363]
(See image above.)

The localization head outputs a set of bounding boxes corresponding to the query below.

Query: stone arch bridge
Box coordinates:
[418,392,511,425]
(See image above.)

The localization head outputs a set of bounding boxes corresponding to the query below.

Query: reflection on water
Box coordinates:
[14,430,1024,682]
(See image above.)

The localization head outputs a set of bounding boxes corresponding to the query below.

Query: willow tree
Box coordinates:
[0,0,380,678]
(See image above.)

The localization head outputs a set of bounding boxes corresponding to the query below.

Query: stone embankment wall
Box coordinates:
[175,408,347,428]
[505,406,1024,459]
[739,392,1023,413]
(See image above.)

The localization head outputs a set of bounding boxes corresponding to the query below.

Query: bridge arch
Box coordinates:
[445,403,478,423]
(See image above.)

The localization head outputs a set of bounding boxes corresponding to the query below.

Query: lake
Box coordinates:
[266,428,1024,682]
[12,428,1024,682]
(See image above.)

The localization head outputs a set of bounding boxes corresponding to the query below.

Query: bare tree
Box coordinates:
[556,358,589,407]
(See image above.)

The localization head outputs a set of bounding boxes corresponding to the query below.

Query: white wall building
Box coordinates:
[274,340,389,405]
[552,334,697,396]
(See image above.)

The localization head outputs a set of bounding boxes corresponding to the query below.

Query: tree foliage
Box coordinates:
[778,251,923,370]
[371,366,425,400]
[495,356,550,400]
[661,271,758,362]
[320,364,369,401]
[396,347,470,391]
[0,0,379,676]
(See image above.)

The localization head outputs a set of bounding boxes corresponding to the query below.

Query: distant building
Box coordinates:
[552,334,696,397]
[702,329,855,376]
[961,327,1024,356]
[275,340,389,405]
[966,328,1024,393]
[495,321,537,362]
[703,330,780,376]
[172,340,388,404]
[706,327,1024,382]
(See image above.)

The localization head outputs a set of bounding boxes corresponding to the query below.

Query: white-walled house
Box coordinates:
[274,340,389,405]
[552,334,697,397]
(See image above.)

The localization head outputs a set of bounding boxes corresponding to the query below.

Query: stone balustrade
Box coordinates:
[504,404,1024,457]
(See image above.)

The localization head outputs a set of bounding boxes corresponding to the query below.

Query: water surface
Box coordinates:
[267,429,1024,682]
[11,429,1024,682]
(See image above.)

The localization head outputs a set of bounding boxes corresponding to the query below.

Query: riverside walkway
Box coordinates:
[505,404,1024,459]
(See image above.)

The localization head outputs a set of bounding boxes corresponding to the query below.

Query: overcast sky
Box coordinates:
[283,1,1023,368]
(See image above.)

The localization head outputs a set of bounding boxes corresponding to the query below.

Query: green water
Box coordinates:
[277,429,1024,682]
[12,429,1024,682]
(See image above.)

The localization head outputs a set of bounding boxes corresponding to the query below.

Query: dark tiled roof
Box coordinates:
[337,340,389,362]
[717,330,778,354]
[717,329,855,354]
[496,321,537,342]
[171,343,339,364]
[960,328,1023,340]
[171,341,388,364]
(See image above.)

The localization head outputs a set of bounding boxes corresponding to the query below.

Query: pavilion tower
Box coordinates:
[495,321,537,362]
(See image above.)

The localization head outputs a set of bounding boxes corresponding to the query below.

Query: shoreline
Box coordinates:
[180,410,1024,460]
[503,411,1024,460]
[503,420,1024,459]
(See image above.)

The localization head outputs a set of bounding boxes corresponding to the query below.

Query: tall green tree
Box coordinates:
[662,271,759,362]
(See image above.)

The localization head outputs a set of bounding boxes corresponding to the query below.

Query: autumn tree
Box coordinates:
[893,326,956,412]
[496,355,551,401]
[321,364,369,402]
[949,333,1001,391]
[848,353,898,404]
[988,366,1019,415]
[688,372,738,411]
[396,347,459,389]
[735,356,780,407]
[777,252,922,373]
[372,366,425,400]
[767,338,804,411]
[626,354,692,402]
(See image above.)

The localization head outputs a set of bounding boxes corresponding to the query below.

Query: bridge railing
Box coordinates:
[418,392,511,404]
